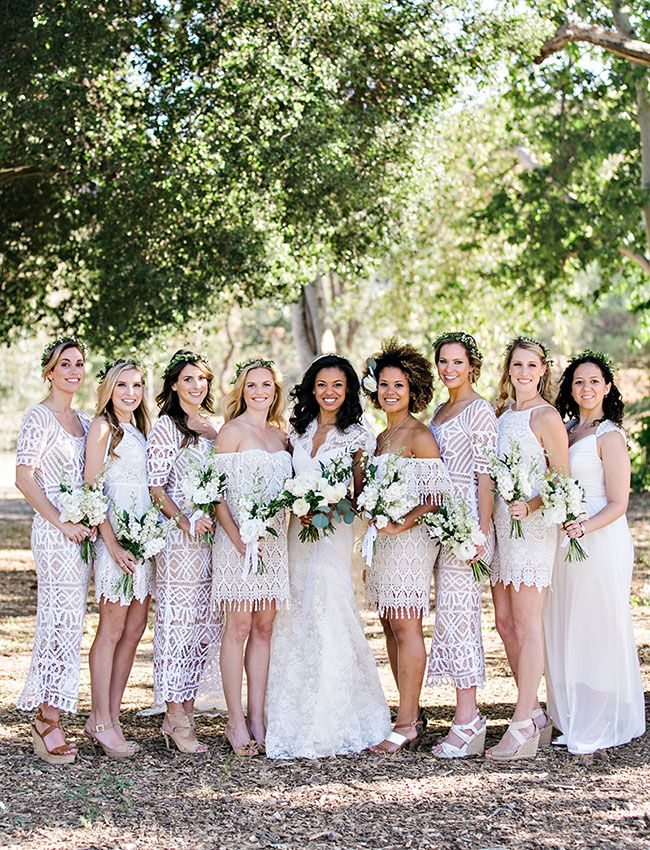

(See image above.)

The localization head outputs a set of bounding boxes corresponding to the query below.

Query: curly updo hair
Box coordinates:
[289,354,363,435]
[363,338,434,414]
[555,351,624,426]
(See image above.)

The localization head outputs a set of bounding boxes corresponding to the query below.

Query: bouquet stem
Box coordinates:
[115,572,135,603]
[80,536,95,565]
[298,524,321,543]
[509,517,524,540]
[566,538,588,563]
[470,558,492,582]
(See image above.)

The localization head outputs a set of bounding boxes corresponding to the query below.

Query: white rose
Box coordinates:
[292,498,311,517]
[470,528,486,546]
[362,375,377,393]
[383,482,406,502]
[454,540,476,561]
[543,507,565,526]
[375,515,389,529]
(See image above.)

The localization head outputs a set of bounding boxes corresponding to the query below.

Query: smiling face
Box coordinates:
[111,368,144,421]
[242,367,275,416]
[377,366,410,415]
[437,342,473,391]
[46,346,85,395]
[571,362,610,415]
[173,363,209,408]
[509,346,546,396]
[313,367,347,415]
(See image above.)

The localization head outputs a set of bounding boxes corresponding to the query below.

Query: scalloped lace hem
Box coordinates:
[17,693,78,714]
[426,672,486,690]
[490,575,548,592]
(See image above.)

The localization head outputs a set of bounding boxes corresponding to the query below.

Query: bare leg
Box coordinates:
[380,613,399,687]
[88,601,130,749]
[491,581,520,679]
[220,607,255,750]
[108,598,150,735]
[244,604,276,745]
[432,686,479,754]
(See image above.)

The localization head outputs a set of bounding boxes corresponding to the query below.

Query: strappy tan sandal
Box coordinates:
[532,707,553,748]
[370,720,423,755]
[84,722,137,760]
[432,712,486,759]
[31,708,76,765]
[486,718,540,761]
[162,712,208,754]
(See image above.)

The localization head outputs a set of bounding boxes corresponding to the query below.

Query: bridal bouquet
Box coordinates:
[420,497,491,582]
[539,470,588,563]
[59,475,108,564]
[238,471,283,577]
[113,503,176,601]
[357,452,418,568]
[279,452,355,543]
[180,449,227,543]
[485,439,541,539]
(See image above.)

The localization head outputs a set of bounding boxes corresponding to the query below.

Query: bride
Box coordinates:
[265,355,391,759]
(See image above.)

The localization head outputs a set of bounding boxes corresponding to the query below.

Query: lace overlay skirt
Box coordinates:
[491,497,557,590]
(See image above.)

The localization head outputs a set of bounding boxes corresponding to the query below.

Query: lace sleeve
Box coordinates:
[470,400,498,474]
[16,406,53,468]
[595,420,628,446]
[347,422,376,455]
[147,416,182,488]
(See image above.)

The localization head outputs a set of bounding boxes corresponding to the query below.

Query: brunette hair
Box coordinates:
[363,338,434,414]
[41,338,85,380]
[289,355,363,435]
[222,361,286,428]
[555,352,624,426]
[95,360,151,458]
[433,332,483,384]
[496,337,555,416]
[156,349,215,447]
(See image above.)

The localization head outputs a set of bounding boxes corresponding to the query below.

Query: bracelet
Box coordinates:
[524,502,531,518]
[172,512,184,527]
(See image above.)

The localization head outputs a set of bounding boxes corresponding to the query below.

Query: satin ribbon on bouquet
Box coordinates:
[189,508,207,536]
[242,542,260,579]
[361,523,377,569]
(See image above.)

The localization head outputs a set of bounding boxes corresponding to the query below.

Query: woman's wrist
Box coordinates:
[524,501,532,517]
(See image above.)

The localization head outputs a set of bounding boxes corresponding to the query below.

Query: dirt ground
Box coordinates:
[0,494,648,850]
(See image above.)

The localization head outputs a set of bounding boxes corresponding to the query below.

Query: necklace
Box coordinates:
[379,416,410,451]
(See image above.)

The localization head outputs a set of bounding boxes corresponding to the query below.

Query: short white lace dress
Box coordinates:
[427,398,497,689]
[94,423,153,605]
[491,405,558,591]
[365,455,449,618]
[16,404,91,713]
[544,421,645,753]
[265,421,391,759]
[211,449,292,611]
[147,415,221,704]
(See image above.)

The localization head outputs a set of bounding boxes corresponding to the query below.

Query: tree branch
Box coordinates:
[618,245,650,274]
[535,22,650,68]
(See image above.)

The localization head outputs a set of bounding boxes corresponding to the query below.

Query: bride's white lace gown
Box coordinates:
[16,404,91,713]
[365,455,449,617]
[94,423,153,605]
[211,449,292,611]
[544,421,645,754]
[265,421,391,759]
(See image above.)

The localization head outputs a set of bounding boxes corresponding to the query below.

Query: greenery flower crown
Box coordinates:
[432,331,483,362]
[96,358,141,383]
[231,358,276,384]
[568,348,615,374]
[162,350,210,379]
[41,336,86,370]
[506,336,553,365]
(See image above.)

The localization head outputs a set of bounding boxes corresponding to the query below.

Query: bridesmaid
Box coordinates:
[545,351,645,754]
[84,359,152,759]
[427,332,497,759]
[212,359,291,756]
[147,349,220,753]
[362,339,450,753]
[15,338,91,764]
[487,337,568,761]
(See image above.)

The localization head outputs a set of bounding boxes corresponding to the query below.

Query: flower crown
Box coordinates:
[361,358,378,395]
[432,331,483,362]
[231,358,276,384]
[96,358,141,383]
[162,350,210,379]
[506,336,553,365]
[41,336,85,370]
[569,348,615,374]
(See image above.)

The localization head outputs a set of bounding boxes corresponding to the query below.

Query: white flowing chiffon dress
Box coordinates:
[544,421,645,754]
[265,420,391,759]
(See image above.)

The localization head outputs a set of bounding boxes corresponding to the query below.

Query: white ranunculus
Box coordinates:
[240,518,266,544]
[292,498,311,517]
[362,374,377,393]
[375,515,389,529]
[383,482,406,502]
[543,506,566,526]
[454,540,476,561]
[323,483,347,503]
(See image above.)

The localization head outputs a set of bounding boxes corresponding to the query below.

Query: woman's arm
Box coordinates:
[213,423,246,555]
[15,466,89,545]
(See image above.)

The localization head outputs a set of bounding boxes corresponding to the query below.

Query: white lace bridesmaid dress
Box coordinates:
[16,404,91,713]
[211,449,292,611]
[544,421,645,754]
[265,421,391,759]
[94,423,153,605]
[491,405,558,590]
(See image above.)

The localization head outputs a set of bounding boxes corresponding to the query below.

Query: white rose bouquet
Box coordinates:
[357,452,418,568]
[539,470,588,563]
[278,451,355,543]
[237,471,284,577]
[485,439,542,539]
[59,474,108,564]
[179,448,227,543]
[420,496,490,582]
[112,502,176,601]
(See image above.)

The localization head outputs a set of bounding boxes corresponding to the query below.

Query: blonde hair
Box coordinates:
[96,360,151,458]
[41,339,85,380]
[222,361,286,428]
[496,338,555,416]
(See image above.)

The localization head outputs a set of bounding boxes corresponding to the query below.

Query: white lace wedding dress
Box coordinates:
[265,420,391,759]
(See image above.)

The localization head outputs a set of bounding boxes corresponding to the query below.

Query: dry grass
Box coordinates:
[0,494,648,850]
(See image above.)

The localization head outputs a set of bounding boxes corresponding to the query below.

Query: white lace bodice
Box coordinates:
[104,423,150,518]
[290,419,375,478]
[569,421,626,509]
[497,405,547,497]
[373,453,451,504]
[216,449,292,515]
[147,415,214,511]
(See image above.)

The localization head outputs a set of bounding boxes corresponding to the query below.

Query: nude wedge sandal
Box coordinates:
[486,718,540,761]
[532,707,553,748]
[432,712,487,759]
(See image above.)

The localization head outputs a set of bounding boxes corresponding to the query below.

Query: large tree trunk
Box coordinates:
[291,271,338,372]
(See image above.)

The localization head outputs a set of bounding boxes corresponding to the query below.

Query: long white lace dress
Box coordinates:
[212,450,292,611]
[94,423,153,605]
[265,421,391,759]
[365,456,449,618]
[147,415,221,704]
[544,421,645,754]
[491,405,557,590]
[16,404,91,713]
[427,398,497,688]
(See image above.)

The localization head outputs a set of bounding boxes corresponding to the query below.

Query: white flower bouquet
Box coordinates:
[112,503,176,601]
[485,439,541,539]
[59,474,108,564]
[279,451,355,543]
[539,469,588,563]
[357,452,418,567]
[420,496,490,582]
[179,448,227,543]
[238,471,284,577]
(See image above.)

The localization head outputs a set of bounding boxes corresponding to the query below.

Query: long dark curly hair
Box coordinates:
[156,349,215,447]
[555,353,624,426]
[363,338,434,414]
[289,355,363,435]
